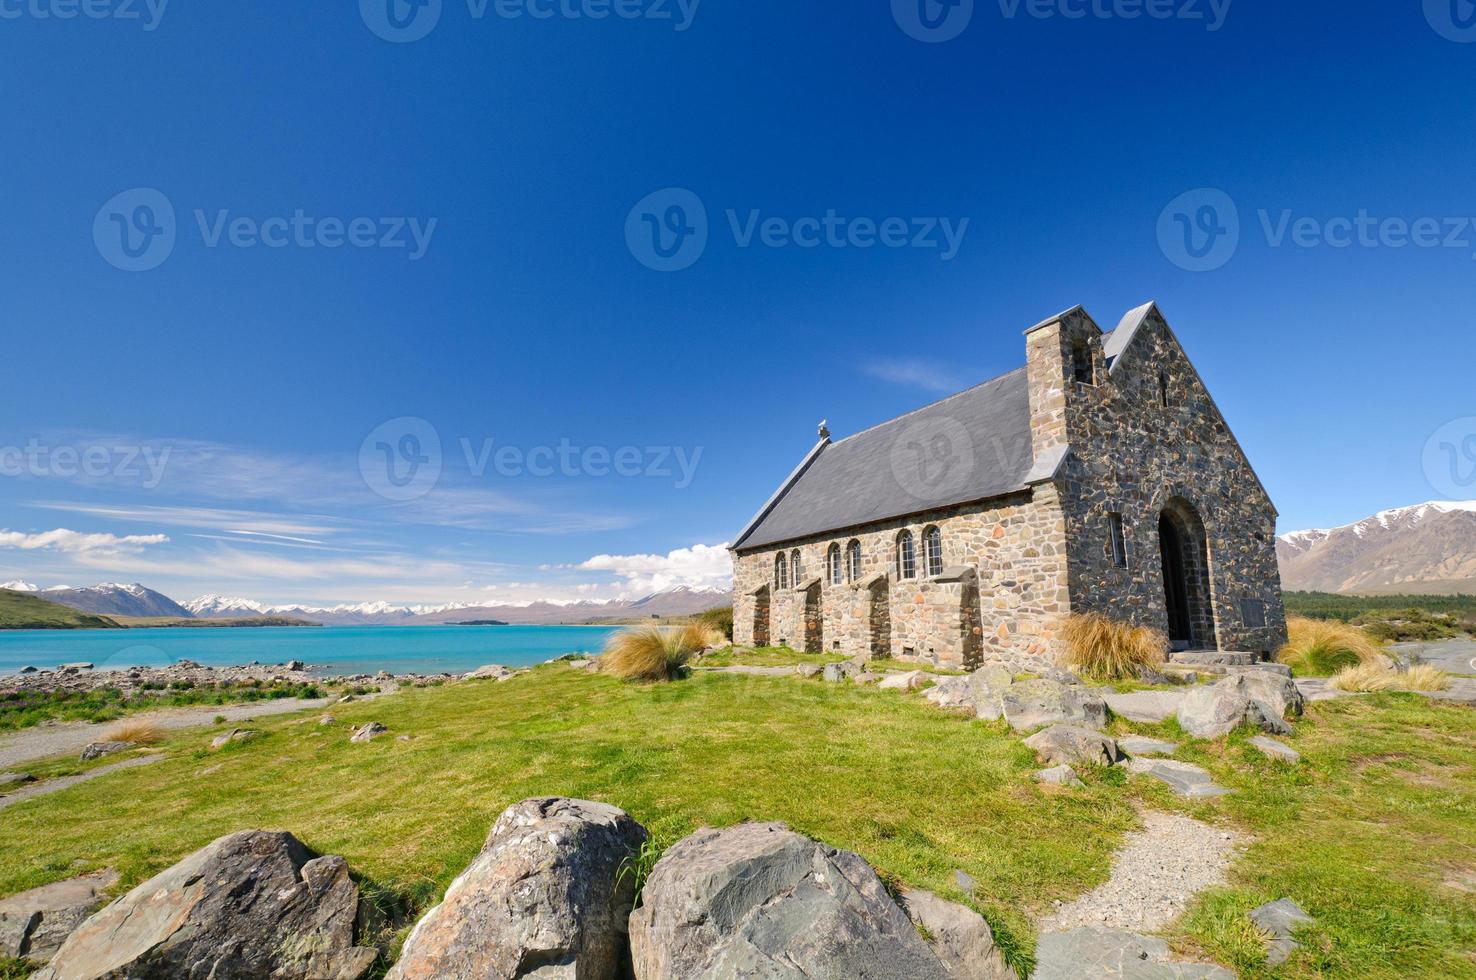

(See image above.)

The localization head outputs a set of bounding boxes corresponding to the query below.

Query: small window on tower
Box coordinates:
[1072,339,1094,385]
[1108,513,1127,568]
[1159,372,1170,408]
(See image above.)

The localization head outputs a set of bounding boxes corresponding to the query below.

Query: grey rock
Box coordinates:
[852,671,881,685]
[1104,689,1185,723]
[1232,671,1305,719]
[1034,764,1085,788]
[58,663,94,671]
[954,869,978,894]
[319,715,336,726]
[1034,927,1234,979]
[19,665,37,673]
[568,658,596,670]
[1247,736,1300,763]
[0,772,37,787]
[794,663,823,679]
[630,821,952,980]
[900,888,1018,980]
[463,663,512,680]
[350,721,388,743]
[1001,679,1107,732]
[286,659,305,671]
[1126,758,1232,799]
[1249,898,1314,965]
[78,741,132,762]
[925,668,1012,717]
[210,728,259,750]
[1025,725,1123,767]
[0,869,117,963]
[1177,674,1300,739]
[34,831,376,980]
[878,669,929,691]
[1117,736,1177,757]
[822,661,860,683]
[389,797,647,980]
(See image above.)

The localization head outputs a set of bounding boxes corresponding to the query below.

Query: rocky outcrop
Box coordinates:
[1024,725,1123,767]
[925,671,1106,732]
[350,721,388,743]
[926,668,1012,716]
[1034,764,1085,788]
[209,728,259,749]
[0,869,117,964]
[899,887,1018,980]
[388,797,648,980]
[878,669,929,691]
[629,821,953,979]
[34,830,376,980]
[77,741,131,762]
[1177,673,1303,739]
[1103,689,1185,723]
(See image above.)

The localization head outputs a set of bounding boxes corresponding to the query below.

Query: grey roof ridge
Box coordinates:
[731,435,831,550]
[1105,299,1158,371]
[828,365,1027,449]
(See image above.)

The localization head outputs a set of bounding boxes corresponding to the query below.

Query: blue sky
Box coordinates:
[1,0,1474,605]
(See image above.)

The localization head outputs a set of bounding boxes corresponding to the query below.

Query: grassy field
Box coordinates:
[0,589,119,630]
[2,662,1473,977]
[0,678,354,731]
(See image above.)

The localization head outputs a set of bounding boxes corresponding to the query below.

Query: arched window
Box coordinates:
[846,540,862,582]
[924,526,943,577]
[790,549,803,585]
[897,530,916,580]
[827,544,842,585]
[775,553,787,590]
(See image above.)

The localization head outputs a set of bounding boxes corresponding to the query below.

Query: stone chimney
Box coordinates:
[1023,305,1103,460]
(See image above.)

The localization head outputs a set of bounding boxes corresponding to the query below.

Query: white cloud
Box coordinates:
[578,542,732,594]
[859,357,966,393]
[0,528,168,557]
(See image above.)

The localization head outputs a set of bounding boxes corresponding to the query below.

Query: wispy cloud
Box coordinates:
[577,541,732,594]
[0,528,168,557]
[30,502,345,539]
[858,357,966,393]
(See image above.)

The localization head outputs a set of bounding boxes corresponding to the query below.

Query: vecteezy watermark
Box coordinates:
[625,187,969,272]
[889,415,976,500]
[0,439,172,488]
[996,0,1231,30]
[1156,188,1240,272]
[0,0,168,30]
[1425,0,1476,42]
[94,188,437,272]
[1158,187,1476,271]
[358,419,705,501]
[360,417,443,502]
[360,0,699,42]
[1423,417,1476,500]
[892,0,974,42]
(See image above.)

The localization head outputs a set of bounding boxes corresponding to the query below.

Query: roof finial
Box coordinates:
[818,419,830,440]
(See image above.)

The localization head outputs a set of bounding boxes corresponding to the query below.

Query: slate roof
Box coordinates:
[734,367,1038,551]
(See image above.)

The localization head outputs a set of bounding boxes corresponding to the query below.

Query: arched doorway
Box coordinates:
[1159,499,1216,650]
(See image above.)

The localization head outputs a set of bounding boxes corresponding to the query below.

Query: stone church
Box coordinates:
[730,302,1287,671]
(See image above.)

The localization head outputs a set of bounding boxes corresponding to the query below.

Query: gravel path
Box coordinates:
[0,753,165,810]
[0,697,332,770]
[1041,811,1243,933]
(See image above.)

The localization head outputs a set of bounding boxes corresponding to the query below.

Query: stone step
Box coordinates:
[1168,649,1261,667]
[1162,661,1291,682]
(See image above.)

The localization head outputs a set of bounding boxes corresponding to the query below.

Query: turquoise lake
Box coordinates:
[0,625,623,677]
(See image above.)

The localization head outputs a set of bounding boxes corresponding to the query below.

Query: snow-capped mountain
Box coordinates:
[1278,500,1476,594]
[42,582,195,619]
[182,594,269,617]
[0,580,37,592]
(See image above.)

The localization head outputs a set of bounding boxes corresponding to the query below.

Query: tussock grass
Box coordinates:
[1277,616,1389,676]
[1331,662,1453,693]
[1058,613,1166,681]
[103,720,164,746]
[600,625,724,682]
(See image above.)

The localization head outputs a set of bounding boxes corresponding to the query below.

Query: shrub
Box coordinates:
[103,720,164,746]
[1330,662,1452,693]
[1058,612,1167,681]
[1278,617,1389,676]
[697,606,734,641]
[601,626,717,683]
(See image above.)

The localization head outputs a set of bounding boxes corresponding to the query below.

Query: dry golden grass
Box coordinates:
[1278,616,1389,676]
[103,720,164,746]
[600,626,719,682]
[1330,662,1452,693]
[1058,612,1167,681]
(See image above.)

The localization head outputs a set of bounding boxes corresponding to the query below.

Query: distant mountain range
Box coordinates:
[1278,500,1476,595]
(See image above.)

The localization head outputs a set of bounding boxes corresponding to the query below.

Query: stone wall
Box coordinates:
[1030,307,1287,655]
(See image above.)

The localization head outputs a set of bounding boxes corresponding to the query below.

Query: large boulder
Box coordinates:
[1000,679,1106,733]
[629,821,952,979]
[899,888,1018,980]
[1177,674,1302,739]
[878,669,929,691]
[34,831,376,980]
[388,797,648,980]
[78,741,131,762]
[925,668,1012,718]
[1230,672,1304,719]
[1103,689,1185,723]
[1023,725,1124,768]
[0,869,117,964]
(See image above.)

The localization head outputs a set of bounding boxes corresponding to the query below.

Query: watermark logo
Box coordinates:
[1157,187,1239,272]
[0,0,168,30]
[0,439,171,488]
[889,415,975,500]
[892,0,974,42]
[360,417,443,501]
[1423,417,1476,499]
[625,187,708,272]
[93,188,176,272]
[1425,0,1476,41]
[360,0,442,42]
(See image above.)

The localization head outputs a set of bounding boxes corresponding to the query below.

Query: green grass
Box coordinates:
[0,589,120,630]
[696,645,845,667]
[3,666,1474,977]
[0,679,346,731]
